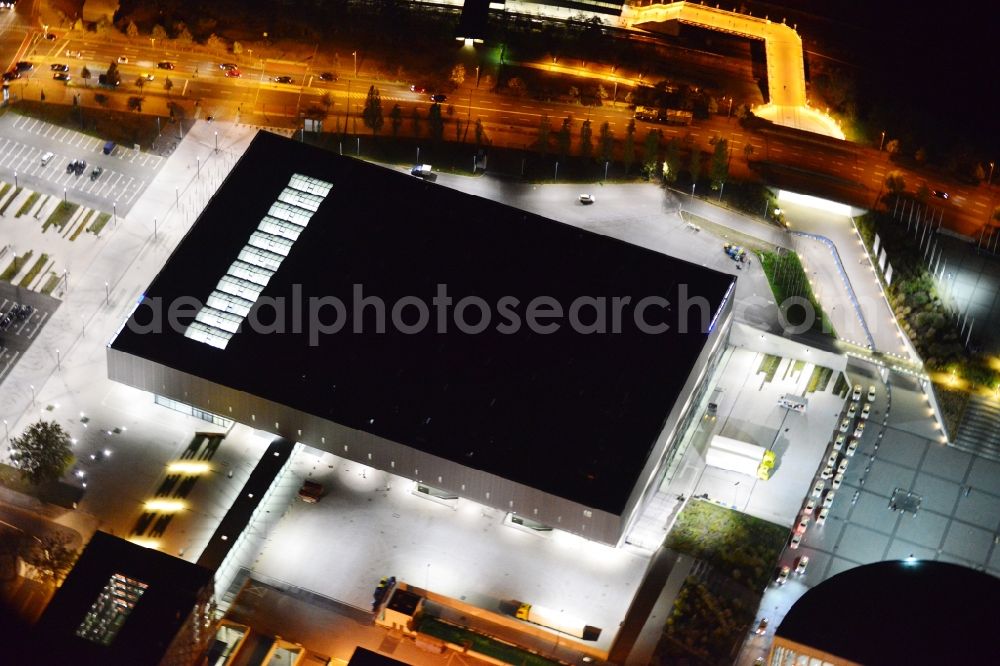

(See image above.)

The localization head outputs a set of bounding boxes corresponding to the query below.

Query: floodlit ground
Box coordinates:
[250,446,650,653]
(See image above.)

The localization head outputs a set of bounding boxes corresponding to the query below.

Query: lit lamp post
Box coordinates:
[879,130,886,152]
[989,161,996,187]
[352,51,357,77]
[475,65,480,87]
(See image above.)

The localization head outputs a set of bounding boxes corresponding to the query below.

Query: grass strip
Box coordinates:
[0,251,32,281]
[43,201,79,232]
[16,192,41,218]
[0,186,23,215]
[18,253,49,288]
[88,212,111,235]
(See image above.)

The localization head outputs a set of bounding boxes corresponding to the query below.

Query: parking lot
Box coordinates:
[0,283,57,383]
[1,113,164,210]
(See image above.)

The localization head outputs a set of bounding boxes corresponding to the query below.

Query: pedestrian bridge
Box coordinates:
[621,1,844,139]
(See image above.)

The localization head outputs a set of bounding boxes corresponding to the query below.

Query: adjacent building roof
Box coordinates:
[776,560,1000,665]
[32,531,213,666]
[111,131,734,514]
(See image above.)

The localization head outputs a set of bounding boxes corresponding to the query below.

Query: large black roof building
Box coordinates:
[109,131,735,544]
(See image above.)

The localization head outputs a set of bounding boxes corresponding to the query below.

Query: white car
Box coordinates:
[795,556,810,574]
[823,490,836,508]
[795,516,809,535]
[861,403,871,420]
[854,422,866,438]
[777,566,791,584]
[579,193,595,204]
[847,402,858,418]
[40,151,54,166]
[852,384,862,401]
[812,480,825,498]
[846,438,859,457]
[832,472,844,489]
[820,464,834,480]
[839,418,851,433]
[816,507,829,525]
[117,55,129,64]
[833,434,846,451]
[790,533,803,549]
[66,49,81,58]
[837,457,850,474]
[826,452,838,468]
[868,385,877,401]
[803,499,817,515]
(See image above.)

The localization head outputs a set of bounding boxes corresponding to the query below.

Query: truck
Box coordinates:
[499,599,601,641]
[705,435,775,480]
[410,164,433,179]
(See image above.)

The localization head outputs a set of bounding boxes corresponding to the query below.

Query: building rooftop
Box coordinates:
[111,131,734,514]
[776,559,1000,665]
[31,531,213,666]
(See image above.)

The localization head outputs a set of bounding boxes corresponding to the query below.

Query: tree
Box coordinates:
[427,103,444,142]
[568,86,580,103]
[389,104,402,137]
[232,41,243,56]
[449,64,465,87]
[0,530,27,583]
[206,34,227,52]
[81,66,91,87]
[23,533,79,588]
[743,142,755,162]
[94,93,109,107]
[993,205,1000,223]
[642,129,662,179]
[707,96,719,115]
[479,74,493,91]
[556,117,572,161]
[151,24,168,41]
[174,22,193,43]
[885,139,900,155]
[579,119,593,159]
[321,92,333,112]
[128,96,143,112]
[710,138,729,189]
[507,77,526,97]
[135,76,145,91]
[164,77,173,95]
[689,147,701,183]
[106,61,120,86]
[596,84,609,104]
[362,85,384,135]
[623,119,636,174]
[664,137,681,183]
[885,170,906,194]
[126,20,138,39]
[410,107,422,136]
[9,421,73,485]
[599,121,614,163]
[537,115,551,156]
[475,118,487,146]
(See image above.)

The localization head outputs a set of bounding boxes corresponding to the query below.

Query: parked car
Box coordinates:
[755,618,769,634]
[932,190,949,199]
[823,490,836,508]
[410,84,427,93]
[795,516,809,535]
[117,55,129,64]
[50,63,69,72]
[140,73,154,81]
[837,457,850,474]
[854,422,866,438]
[157,61,175,70]
[790,533,803,549]
[812,479,825,498]
[45,33,57,40]
[833,434,846,451]
[90,166,103,180]
[852,384,862,401]
[816,507,829,525]
[839,418,850,433]
[795,556,810,574]
[65,50,81,58]
[40,151,54,166]
[273,75,293,84]
[832,472,844,490]
[861,403,871,420]
[318,72,337,82]
[776,566,790,584]
[53,72,71,82]
[429,93,447,103]
[2,70,19,81]
[820,464,834,480]
[826,452,838,469]
[225,69,241,78]
[846,439,859,457]
[66,159,86,175]
[579,193,595,204]
[803,499,817,515]
[847,402,857,418]
[15,61,33,71]
[868,385,877,401]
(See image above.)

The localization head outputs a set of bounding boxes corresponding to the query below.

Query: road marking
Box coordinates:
[27,312,49,339]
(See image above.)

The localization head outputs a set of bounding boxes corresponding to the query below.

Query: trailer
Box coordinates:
[499,599,601,641]
[706,435,775,480]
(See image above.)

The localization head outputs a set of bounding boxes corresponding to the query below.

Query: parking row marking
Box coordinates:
[7,117,163,169]
[1,138,143,201]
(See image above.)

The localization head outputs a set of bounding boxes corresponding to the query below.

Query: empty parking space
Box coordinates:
[0,285,58,383]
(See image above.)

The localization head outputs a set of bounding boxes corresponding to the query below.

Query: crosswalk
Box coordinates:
[0,134,148,205]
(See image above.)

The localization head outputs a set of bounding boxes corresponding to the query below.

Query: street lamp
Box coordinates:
[879,130,886,152]
[352,51,357,77]
[13,172,16,188]
[475,65,480,87]
[989,161,996,187]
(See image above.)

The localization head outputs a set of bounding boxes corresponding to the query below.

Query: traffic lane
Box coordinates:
[0,502,84,550]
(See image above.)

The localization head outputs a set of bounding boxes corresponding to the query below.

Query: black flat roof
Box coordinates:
[111,131,734,514]
[31,531,213,666]
[777,560,1000,665]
